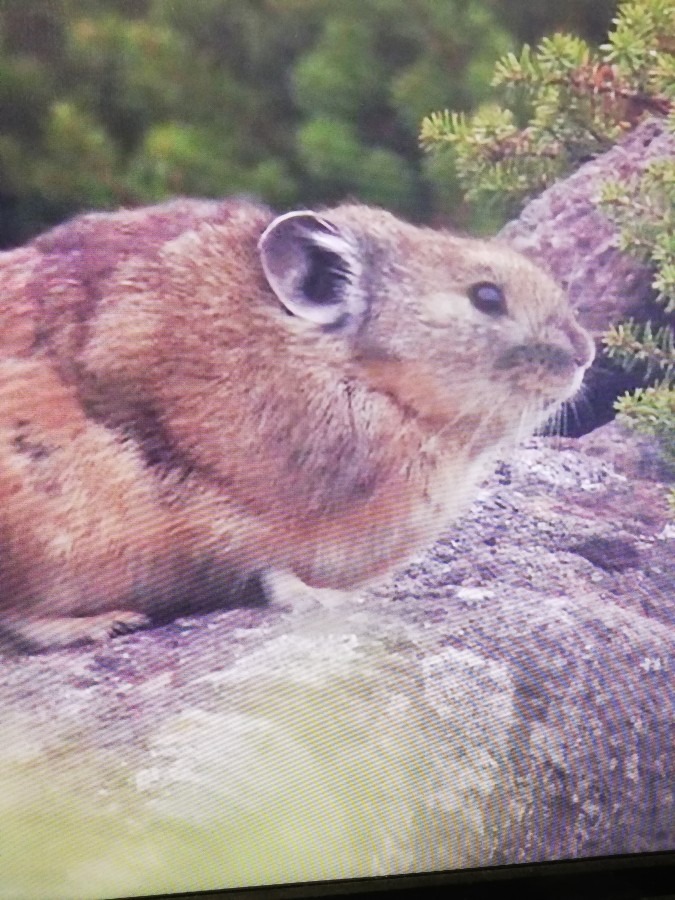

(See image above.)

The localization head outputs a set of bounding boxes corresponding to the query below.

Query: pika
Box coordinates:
[0,198,594,651]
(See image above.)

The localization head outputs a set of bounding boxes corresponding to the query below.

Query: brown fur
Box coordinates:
[0,198,594,650]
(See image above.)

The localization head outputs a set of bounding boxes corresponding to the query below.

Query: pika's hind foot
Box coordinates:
[0,610,151,653]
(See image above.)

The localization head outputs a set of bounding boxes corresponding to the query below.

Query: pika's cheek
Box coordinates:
[416,291,468,328]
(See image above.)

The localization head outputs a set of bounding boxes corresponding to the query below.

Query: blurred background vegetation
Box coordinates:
[0,0,617,248]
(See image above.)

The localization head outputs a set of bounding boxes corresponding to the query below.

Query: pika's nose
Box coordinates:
[548,316,595,369]
[564,321,595,369]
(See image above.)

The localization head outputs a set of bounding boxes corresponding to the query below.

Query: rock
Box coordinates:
[0,422,672,897]
[499,118,674,339]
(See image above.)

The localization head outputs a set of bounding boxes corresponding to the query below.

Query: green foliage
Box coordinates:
[604,320,675,381]
[296,116,417,211]
[422,0,675,509]
[614,383,675,511]
[421,0,674,220]
[287,0,512,215]
[0,0,520,245]
[614,384,675,458]
[420,101,568,221]
[601,0,675,93]
[600,153,675,313]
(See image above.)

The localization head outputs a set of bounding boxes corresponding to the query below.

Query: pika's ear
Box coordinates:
[258,211,364,326]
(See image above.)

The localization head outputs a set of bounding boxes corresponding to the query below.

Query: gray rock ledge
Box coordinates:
[1,422,673,898]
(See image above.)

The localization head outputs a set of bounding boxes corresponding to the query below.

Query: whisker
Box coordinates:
[553,402,565,444]
[572,382,594,432]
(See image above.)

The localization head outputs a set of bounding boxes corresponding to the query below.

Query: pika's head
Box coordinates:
[258,204,594,440]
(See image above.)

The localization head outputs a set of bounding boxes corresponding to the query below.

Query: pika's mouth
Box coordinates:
[494,340,594,404]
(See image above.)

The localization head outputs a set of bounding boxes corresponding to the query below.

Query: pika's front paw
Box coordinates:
[85,611,152,642]
[0,610,151,653]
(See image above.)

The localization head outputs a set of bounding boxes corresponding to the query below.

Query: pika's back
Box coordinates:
[0,198,270,364]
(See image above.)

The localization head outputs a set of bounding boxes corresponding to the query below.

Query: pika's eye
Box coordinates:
[468,281,507,317]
